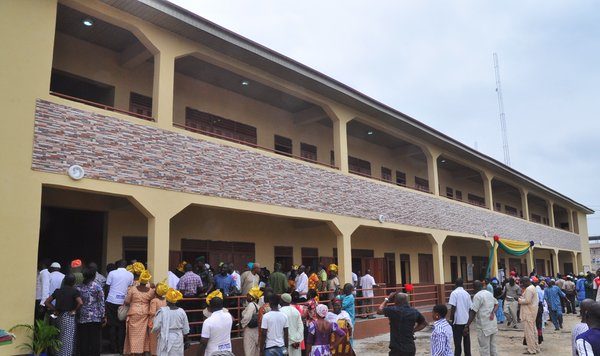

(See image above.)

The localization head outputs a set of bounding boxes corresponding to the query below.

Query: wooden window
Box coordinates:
[495,202,502,212]
[505,205,518,216]
[460,256,468,281]
[400,254,411,284]
[455,190,463,201]
[348,156,371,176]
[468,194,485,207]
[122,236,147,264]
[396,171,406,186]
[185,107,257,146]
[274,246,293,272]
[531,214,542,223]
[415,177,429,192]
[446,187,454,198]
[418,254,434,284]
[300,143,317,162]
[330,150,335,166]
[381,167,392,182]
[471,256,489,281]
[301,247,319,272]
[274,135,293,156]
[129,92,152,117]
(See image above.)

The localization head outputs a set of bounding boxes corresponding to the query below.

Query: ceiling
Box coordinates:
[56,4,140,53]
[347,120,421,152]
[438,157,483,182]
[175,56,315,113]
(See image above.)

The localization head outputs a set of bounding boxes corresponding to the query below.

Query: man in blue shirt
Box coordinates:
[544,279,566,330]
[214,263,237,296]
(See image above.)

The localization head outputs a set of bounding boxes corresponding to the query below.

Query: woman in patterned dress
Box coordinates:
[77,267,105,356]
[124,270,155,355]
[44,274,83,356]
[306,304,346,356]
[149,281,169,356]
[325,299,354,356]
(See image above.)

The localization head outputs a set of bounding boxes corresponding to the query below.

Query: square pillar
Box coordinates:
[548,200,556,228]
[521,189,529,221]
[552,249,560,277]
[526,247,535,275]
[482,172,494,210]
[329,220,357,285]
[572,252,580,274]
[152,52,175,129]
[147,215,171,282]
[427,152,440,195]
[429,233,446,304]
[568,208,575,233]
[332,117,350,173]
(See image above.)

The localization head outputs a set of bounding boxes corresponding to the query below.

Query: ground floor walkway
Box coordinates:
[354,312,583,355]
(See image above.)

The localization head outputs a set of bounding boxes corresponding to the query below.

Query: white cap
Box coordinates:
[50,262,61,269]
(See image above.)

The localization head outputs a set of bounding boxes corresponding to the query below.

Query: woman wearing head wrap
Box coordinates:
[324,299,354,356]
[124,270,156,355]
[149,281,169,356]
[306,304,346,356]
[151,288,190,356]
[241,286,263,356]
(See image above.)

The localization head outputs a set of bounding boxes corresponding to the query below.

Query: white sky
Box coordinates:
[171,0,600,235]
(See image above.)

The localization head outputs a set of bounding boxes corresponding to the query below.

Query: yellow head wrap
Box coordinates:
[177,261,188,273]
[206,290,223,305]
[132,262,146,275]
[139,270,151,284]
[248,286,263,301]
[165,288,183,304]
[126,265,134,273]
[155,280,169,297]
[328,264,338,273]
[292,265,299,271]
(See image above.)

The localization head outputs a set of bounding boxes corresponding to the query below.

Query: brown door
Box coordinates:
[535,259,546,276]
[384,253,396,286]
[418,254,434,284]
[363,257,387,286]
[460,256,468,281]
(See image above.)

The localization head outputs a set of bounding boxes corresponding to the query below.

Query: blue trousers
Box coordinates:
[265,346,287,356]
[549,309,563,329]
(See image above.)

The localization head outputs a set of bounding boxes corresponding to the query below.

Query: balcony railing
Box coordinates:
[50,91,155,122]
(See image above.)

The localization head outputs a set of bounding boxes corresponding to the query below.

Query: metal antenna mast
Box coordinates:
[493,53,511,166]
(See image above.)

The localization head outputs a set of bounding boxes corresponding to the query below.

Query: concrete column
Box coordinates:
[147,214,171,282]
[526,247,535,275]
[572,252,580,274]
[332,117,350,173]
[521,189,529,220]
[568,208,575,233]
[548,200,556,228]
[152,51,175,129]
[329,220,358,285]
[552,249,560,276]
[482,172,494,210]
[430,233,446,304]
[490,241,498,279]
[426,151,441,195]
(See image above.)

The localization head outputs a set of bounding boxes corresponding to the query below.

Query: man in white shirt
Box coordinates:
[448,278,472,356]
[167,270,180,289]
[260,294,289,356]
[105,259,134,354]
[200,296,234,356]
[295,265,309,300]
[279,293,303,356]
[48,262,65,297]
[360,269,377,318]
[465,280,499,356]
[35,260,51,320]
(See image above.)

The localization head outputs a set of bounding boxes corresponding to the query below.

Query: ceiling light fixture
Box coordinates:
[367,130,374,135]
[82,18,94,27]
[241,80,250,86]
[441,159,446,163]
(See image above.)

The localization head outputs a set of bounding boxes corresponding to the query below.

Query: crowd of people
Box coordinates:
[35,257,370,356]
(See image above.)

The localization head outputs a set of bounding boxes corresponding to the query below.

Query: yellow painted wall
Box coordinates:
[438,167,485,202]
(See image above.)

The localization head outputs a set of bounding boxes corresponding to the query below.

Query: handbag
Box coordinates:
[247,303,259,328]
[117,304,129,321]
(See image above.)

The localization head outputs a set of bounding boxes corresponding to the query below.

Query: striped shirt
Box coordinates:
[431,318,453,356]
[573,323,592,356]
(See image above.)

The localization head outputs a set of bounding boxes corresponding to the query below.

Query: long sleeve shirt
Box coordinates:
[430,319,453,356]
[544,286,566,311]
[518,285,539,321]
[36,269,50,304]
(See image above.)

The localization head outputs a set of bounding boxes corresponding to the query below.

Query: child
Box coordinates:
[431,304,453,356]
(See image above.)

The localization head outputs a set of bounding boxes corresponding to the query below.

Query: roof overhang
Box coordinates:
[100,0,594,214]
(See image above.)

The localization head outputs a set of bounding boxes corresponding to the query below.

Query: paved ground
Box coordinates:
[354,312,582,355]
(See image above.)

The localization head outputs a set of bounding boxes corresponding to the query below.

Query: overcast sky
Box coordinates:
[171,0,600,235]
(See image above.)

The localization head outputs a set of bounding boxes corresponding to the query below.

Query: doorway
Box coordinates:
[418,253,434,284]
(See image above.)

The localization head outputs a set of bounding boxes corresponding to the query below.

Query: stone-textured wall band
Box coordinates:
[31,100,581,251]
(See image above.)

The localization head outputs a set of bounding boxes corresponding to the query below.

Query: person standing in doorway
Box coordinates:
[35,259,51,320]
[464,280,498,356]
[105,259,134,354]
[360,269,378,318]
[518,277,540,355]
[377,291,428,356]
[448,278,472,356]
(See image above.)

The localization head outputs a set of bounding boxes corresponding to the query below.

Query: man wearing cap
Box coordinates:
[564,276,577,314]
[48,262,65,298]
[280,293,303,356]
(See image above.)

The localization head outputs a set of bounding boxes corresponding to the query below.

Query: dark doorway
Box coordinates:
[384,253,396,286]
[418,254,434,284]
[564,262,574,275]
[38,207,106,271]
[535,259,546,276]
[450,256,458,283]
[400,254,411,284]
[460,256,468,281]
[51,69,115,106]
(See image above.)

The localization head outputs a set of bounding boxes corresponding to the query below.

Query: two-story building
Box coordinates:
[0,0,593,349]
